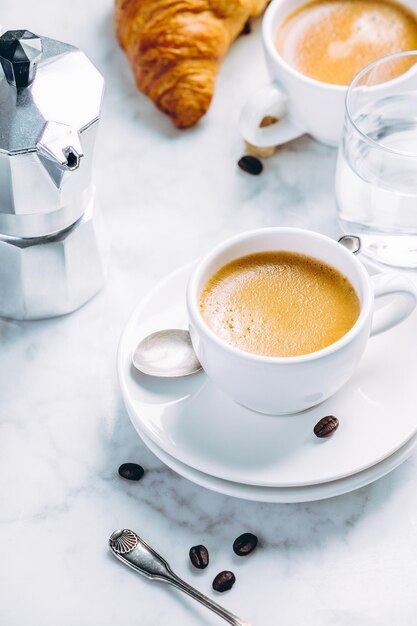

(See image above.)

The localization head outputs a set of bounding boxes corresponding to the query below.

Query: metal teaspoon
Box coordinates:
[132,329,202,377]
[109,529,251,626]
[338,235,361,255]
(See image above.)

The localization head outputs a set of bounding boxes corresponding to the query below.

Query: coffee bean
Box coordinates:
[238,155,263,176]
[212,571,236,592]
[233,532,258,556]
[118,463,145,481]
[240,19,251,35]
[189,545,209,569]
[314,415,339,438]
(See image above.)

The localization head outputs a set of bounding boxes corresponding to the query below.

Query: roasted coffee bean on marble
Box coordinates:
[313,415,339,438]
[118,463,145,481]
[189,545,209,569]
[212,571,236,592]
[240,19,251,35]
[233,532,258,556]
[238,155,263,175]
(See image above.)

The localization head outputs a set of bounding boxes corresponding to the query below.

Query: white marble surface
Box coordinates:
[2,2,417,625]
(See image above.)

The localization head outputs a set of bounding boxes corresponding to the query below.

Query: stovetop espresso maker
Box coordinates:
[0,29,107,320]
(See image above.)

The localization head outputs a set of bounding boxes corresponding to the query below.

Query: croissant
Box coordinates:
[115,0,269,128]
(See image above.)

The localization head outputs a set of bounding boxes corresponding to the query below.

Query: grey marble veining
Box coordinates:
[1,2,417,625]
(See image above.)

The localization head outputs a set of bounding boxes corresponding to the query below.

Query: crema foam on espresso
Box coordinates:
[199,251,360,357]
[275,0,417,85]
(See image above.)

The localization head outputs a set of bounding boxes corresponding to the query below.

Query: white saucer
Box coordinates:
[133,422,417,503]
[118,261,417,488]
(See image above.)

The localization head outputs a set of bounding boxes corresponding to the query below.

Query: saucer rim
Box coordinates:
[131,413,417,503]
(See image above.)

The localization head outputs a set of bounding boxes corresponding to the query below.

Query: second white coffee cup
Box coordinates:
[187,228,417,415]
[239,0,417,148]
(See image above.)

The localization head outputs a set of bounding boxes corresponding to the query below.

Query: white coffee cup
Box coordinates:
[239,0,417,148]
[186,228,417,415]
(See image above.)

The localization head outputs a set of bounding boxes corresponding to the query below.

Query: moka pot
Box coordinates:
[0,29,107,320]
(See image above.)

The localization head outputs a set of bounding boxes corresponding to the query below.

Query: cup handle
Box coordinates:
[370,273,417,337]
[239,82,305,148]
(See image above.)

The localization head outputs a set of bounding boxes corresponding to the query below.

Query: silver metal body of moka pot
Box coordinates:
[0,30,108,320]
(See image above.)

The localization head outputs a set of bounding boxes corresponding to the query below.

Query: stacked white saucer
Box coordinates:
[118,262,417,503]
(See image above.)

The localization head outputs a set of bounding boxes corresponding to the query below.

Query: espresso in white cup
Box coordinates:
[187,228,417,414]
[239,0,417,148]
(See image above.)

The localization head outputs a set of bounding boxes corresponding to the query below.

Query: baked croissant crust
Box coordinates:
[115,0,269,128]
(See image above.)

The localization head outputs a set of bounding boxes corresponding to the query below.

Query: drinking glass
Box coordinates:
[336,51,417,268]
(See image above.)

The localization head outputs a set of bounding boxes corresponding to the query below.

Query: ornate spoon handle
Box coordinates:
[109,529,251,626]
[167,572,250,626]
